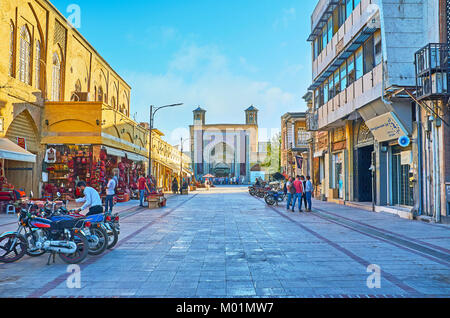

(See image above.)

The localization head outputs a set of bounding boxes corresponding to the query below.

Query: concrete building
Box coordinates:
[280,112,310,178]
[306,0,449,221]
[189,106,263,183]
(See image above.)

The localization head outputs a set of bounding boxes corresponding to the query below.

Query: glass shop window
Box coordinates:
[363,36,375,74]
[334,69,340,96]
[347,55,355,85]
[340,62,347,91]
[355,47,363,79]
[374,31,382,65]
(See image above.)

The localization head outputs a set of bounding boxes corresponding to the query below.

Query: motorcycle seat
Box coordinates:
[51,219,84,230]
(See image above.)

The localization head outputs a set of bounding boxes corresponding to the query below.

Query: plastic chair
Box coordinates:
[6,205,15,215]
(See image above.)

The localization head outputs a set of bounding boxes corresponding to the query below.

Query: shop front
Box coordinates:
[0,138,37,209]
[365,111,414,211]
[329,127,346,201]
[42,102,149,201]
[353,121,375,202]
[312,131,328,200]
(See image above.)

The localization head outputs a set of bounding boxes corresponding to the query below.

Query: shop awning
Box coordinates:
[0,138,36,163]
[125,151,148,162]
[314,150,326,158]
[102,146,126,158]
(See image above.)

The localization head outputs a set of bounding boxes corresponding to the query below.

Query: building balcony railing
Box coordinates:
[415,43,450,100]
[312,0,377,81]
[317,63,382,129]
[306,111,319,131]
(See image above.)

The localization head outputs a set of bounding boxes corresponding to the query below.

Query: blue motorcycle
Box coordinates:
[42,205,108,256]
[264,190,286,206]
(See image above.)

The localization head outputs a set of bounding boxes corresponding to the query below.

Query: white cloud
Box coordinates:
[126,44,298,145]
[273,8,297,29]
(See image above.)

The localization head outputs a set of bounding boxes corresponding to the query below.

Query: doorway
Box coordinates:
[354,145,374,202]
[391,147,414,207]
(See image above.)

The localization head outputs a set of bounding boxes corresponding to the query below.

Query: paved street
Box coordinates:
[0,186,449,298]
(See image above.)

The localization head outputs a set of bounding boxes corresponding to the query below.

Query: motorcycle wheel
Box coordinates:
[87,226,108,256]
[58,231,89,264]
[265,195,276,206]
[106,224,119,249]
[0,234,27,263]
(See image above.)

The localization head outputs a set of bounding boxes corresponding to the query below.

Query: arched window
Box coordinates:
[75,79,81,92]
[35,41,41,89]
[19,26,31,85]
[51,53,61,101]
[9,22,15,77]
[122,92,129,114]
[111,96,116,108]
[98,86,103,102]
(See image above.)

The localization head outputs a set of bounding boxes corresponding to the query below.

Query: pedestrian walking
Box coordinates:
[300,176,308,212]
[138,174,150,207]
[172,177,179,194]
[291,175,304,212]
[286,177,295,211]
[305,176,314,212]
[74,181,104,216]
[105,175,116,213]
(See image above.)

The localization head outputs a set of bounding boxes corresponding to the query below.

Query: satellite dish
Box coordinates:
[398,136,410,148]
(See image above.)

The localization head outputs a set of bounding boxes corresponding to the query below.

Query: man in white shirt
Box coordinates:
[105,175,116,213]
[75,181,104,216]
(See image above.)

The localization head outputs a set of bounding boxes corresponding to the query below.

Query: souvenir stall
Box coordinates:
[100,147,146,202]
[0,138,37,212]
[43,145,95,200]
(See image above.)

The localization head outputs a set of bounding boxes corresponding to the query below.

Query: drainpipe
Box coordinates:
[432,106,442,223]
[416,103,424,216]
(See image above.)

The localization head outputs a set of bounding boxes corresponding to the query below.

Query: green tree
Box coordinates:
[261,132,281,175]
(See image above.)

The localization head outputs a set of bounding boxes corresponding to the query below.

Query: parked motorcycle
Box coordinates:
[104,211,120,249]
[264,190,286,206]
[0,207,90,265]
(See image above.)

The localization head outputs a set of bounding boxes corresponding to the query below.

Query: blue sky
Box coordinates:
[52,0,316,144]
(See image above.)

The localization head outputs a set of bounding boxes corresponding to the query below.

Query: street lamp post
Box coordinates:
[180,137,184,193]
[148,103,183,178]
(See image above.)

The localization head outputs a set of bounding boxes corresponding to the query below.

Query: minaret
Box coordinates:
[245,105,258,125]
[193,106,206,126]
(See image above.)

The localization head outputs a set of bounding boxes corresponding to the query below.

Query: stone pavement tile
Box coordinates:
[226,275,253,282]
[280,279,311,288]
[255,288,286,296]
[198,281,226,290]
[226,287,257,297]
[135,287,169,297]
[253,280,283,289]
[147,270,177,282]
[165,287,198,297]
[169,281,199,289]
[117,271,152,282]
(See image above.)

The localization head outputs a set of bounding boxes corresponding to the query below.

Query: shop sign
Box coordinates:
[365,112,409,142]
[296,156,303,170]
[401,151,412,165]
[332,140,346,152]
[17,137,26,150]
[317,131,328,151]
